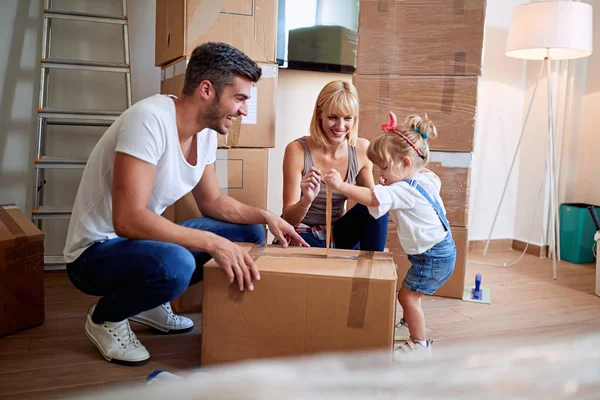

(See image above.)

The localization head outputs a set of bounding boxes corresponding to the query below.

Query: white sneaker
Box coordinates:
[394,318,410,341]
[129,303,194,334]
[85,304,150,366]
[393,339,433,362]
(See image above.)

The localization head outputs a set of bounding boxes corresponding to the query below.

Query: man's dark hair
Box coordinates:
[182,42,262,97]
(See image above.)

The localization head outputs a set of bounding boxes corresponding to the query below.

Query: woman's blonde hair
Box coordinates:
[367,113,438,170]
[309,81,359,147]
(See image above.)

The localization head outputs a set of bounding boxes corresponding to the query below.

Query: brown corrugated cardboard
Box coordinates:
[0,205,45,336]
[370,152,471,227]
[162,149,269,313]
[160,58,277,148]
[356,0,485,75]
[155,0,277,66]
[353,74,479,152]
[201,244,397,366]
[386,223,467,299]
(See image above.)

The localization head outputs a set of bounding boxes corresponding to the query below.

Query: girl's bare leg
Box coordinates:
[399,286,425,341]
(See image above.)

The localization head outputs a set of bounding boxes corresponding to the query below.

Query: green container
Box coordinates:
[559,203,600,264]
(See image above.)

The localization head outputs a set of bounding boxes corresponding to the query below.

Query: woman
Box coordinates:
[281,80,388,250]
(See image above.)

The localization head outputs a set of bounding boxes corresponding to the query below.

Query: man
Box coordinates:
[63,42,307,366]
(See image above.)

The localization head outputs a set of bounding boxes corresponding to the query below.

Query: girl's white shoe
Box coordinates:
[393,338,433,362]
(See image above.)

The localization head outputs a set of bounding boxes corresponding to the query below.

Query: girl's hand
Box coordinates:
[300,167,322,203]
[323,169,343,191]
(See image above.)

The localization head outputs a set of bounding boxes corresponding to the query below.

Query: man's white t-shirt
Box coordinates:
[63,94,218,264]
[368,171,447,255]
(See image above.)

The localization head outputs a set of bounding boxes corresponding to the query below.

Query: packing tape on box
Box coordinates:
[187,0,230,45]
[377,0,391,12]
[225,117,242,147]
[248,244,266,261]
[440,50,468,112]
[347,251,375,329]
[441,76,455,113]
[454,0,466,16]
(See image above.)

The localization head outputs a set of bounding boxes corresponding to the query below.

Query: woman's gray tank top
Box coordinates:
[297,137,359,226]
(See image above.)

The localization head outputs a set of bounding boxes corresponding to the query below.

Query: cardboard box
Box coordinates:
[201,244,397,366]
[162,148,269,313]
[160,58,277,148]
[155,0,277,66]
[356,0,485,75]
[353,74,479,152]
[386,223,467,299]
[370,152,471,227]
[0,205,45,336]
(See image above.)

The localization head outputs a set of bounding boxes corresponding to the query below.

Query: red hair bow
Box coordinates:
[380,111,425,160]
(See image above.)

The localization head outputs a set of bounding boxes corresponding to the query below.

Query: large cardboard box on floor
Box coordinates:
[155,0,277,66]
[201,244,397,366]
[353,74,479,152]
[356,0,485,75]
[160,58,277,148]
[0,205,45,336]
[162,148,269,313]
[370,152,472,227]
[386,223,467,299]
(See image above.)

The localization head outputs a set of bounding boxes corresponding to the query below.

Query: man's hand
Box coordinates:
[264,212,309,248]
[209,237,261,291]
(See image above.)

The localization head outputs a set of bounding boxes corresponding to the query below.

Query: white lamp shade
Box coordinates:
[505,1,593,60]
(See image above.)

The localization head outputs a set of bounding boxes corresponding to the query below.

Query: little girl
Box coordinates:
[323,111,456,361]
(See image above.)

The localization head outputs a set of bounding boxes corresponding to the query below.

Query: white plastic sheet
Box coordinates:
[70,332,600,399]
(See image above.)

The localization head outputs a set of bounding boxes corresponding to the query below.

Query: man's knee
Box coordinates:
[155,245,195,295]
[241,224,265,244]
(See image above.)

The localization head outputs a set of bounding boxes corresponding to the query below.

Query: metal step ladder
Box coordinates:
[32,0,132,269]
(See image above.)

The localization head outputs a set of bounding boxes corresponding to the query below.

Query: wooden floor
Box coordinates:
[1,249,599,399]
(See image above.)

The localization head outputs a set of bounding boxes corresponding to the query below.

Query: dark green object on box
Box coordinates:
[560,203,600,264]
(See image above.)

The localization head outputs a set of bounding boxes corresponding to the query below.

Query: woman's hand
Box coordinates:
[323,169,344,191]
[300,166,322,203]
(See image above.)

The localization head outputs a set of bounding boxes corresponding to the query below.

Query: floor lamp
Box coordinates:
[483,1,593,279]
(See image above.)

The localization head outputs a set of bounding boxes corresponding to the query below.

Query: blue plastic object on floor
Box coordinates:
[471,273,482,300]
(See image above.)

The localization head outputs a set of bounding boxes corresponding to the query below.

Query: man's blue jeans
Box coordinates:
[66,217,265,323]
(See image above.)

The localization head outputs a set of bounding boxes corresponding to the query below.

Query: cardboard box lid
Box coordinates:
[0,205,44,245]
[205,245,396,281]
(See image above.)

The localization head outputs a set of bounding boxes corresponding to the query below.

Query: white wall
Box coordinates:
[467,0,529,241]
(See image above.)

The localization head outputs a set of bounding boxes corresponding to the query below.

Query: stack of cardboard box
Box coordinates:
[154,0,279,312]
[354,0,486,298]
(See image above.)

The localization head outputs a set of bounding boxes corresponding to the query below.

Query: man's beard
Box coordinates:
[204,97,230,135]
